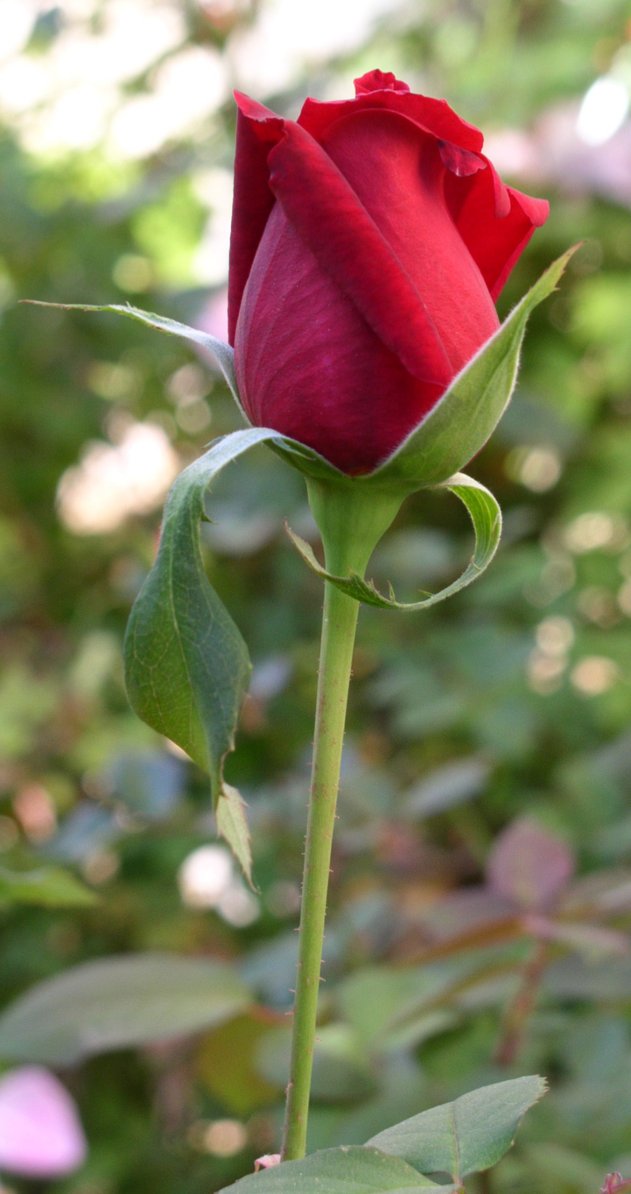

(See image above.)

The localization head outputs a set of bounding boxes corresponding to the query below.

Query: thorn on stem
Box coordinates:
[255,1154,281,1172]
[601,1175,631,1194]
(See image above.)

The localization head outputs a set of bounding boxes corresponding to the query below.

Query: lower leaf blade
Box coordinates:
[367,1075,547,1181]
[0,954,251,1066]
[0,865,97,909]
[217,1146,447,1192]
[123,428,281,879]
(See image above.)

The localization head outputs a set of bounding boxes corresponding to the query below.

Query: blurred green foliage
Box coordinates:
[1,1,631,1192]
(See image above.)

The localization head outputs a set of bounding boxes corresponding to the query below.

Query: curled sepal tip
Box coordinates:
[289,474,502,611]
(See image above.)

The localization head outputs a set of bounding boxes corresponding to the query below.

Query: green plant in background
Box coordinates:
[2,3,631,1193]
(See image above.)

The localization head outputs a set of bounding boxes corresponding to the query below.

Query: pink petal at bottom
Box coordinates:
[0,1066,87,1178]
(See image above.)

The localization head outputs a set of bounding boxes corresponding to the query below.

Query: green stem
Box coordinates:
[281,478,403,1162]
[281,576,360,1161]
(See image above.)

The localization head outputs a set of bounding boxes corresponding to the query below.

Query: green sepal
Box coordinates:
[21,299,248,423]
[369,247,576,489]
[123,427,285,882]
[24,294,352,484]
[289,474,501,611]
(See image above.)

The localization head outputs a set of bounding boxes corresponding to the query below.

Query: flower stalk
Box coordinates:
[281,480,402,1160]
[281,576,360,1160]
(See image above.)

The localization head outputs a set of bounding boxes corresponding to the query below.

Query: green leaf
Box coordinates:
[371,249,576,488]
[0,953,250,1065]
[217,1146,447,1193]
[22,300,246,418]
[123,427,281,880]
[287,474,501,610]
[367,1076,547,1183]
[0,864,97,908]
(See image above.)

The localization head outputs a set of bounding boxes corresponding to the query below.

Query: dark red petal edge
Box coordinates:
[228,93,284,344]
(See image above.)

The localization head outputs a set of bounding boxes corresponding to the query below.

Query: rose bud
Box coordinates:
[229,69,549,477]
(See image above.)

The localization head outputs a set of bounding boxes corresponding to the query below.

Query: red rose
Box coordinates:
[229,69,549,476]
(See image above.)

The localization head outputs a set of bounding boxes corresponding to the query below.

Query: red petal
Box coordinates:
[228,92,284,343]
[234,203,443,473]
[266,117,453,388]
[445,162,549,300]
[234,108,500,473]
[438,139,486,178]
[299,89,483,155]
[316,108,498,372]
[354,69,410,95]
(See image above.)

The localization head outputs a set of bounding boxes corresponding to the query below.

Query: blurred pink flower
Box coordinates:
[0,1066,87,1178]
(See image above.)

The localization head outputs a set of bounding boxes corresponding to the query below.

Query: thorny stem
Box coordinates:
[281,577,360,1161]
[280,478,402,1161]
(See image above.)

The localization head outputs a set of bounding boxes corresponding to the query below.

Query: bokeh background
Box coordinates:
[1,1,631,1191]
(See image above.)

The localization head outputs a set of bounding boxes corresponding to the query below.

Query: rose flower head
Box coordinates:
[229,69,549,476]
